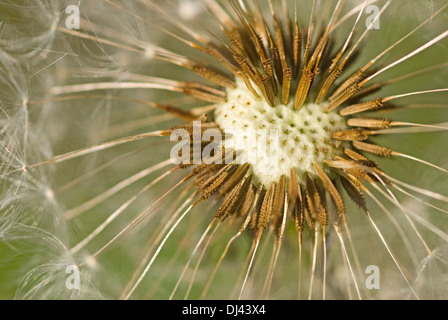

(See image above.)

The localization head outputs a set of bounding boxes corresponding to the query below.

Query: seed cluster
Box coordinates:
[163,0,392,241]
[156,1,447,257]
[214,79,347,186]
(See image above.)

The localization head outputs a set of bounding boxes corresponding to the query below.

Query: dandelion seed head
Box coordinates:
[2,0,448,301]
[215,79,347,186]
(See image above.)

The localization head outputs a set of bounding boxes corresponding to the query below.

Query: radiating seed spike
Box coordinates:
[292,21,302,78]
[344,148,376,167]
[192,64,236,88]
[303,42,311,67]
[200,165,233,199]
[202,172,230,200]
[339,174,368,213]
[238,71,261,100]
[318,201,328,230]
[281,67,292,104]
[183,84,226,103]
[326,83,361,112]
[348,83,385,103]
[288,168,304,233]
[288,168,299,205]
[272,176,287,238]
[328,49,345,75]
[330,69,364,100]
[347,118,391,129]
[323,190,339,230]
[202,45,241,77]
[233,53,258,82]
[296,184,305,233]
[325,158,372,182]
[228,30,249,57]
[270,43,283,83]
[250,200,259,230]
[305,174,318,220]
[352,141,393,158]
[340,98,384,116]
[294,67,315,109]
[258,182,276,230]
[273,17,289,85]
[250,186,265,230]
[216,179,245,219]
[239,184,255,217]
[316,66,342,103]
[273,12,287,68]
[309,177,328,230]
[332,129,370,141]
[346,168,373,182]
[308,35,328,70]
[218,163,251,197]
[230,177,253,213]
[313,162,346,224]
[261,57,275,81]
[195,164,224,186]
[216,176,252,220]
[261,74,276,106]
[142,102,197,122]
[244,18,270,67]
[346,168,372,182]
[304,206,314,230]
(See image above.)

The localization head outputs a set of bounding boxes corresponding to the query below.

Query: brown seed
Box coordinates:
[330,69,364,101]
[216,177,252,220]
[239,185,255,218]
[353,141,393,157]
[313,162,346,224]
[340,98,384,116]
[258,182,276,230]
[271,176,286,238]
[339,174,368,213]
[316,66,342,103]
[347,118,391,129]
[332,129,370,141]
[326,83,361,112]
[192,64,236,88]
[294,67,315,109]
